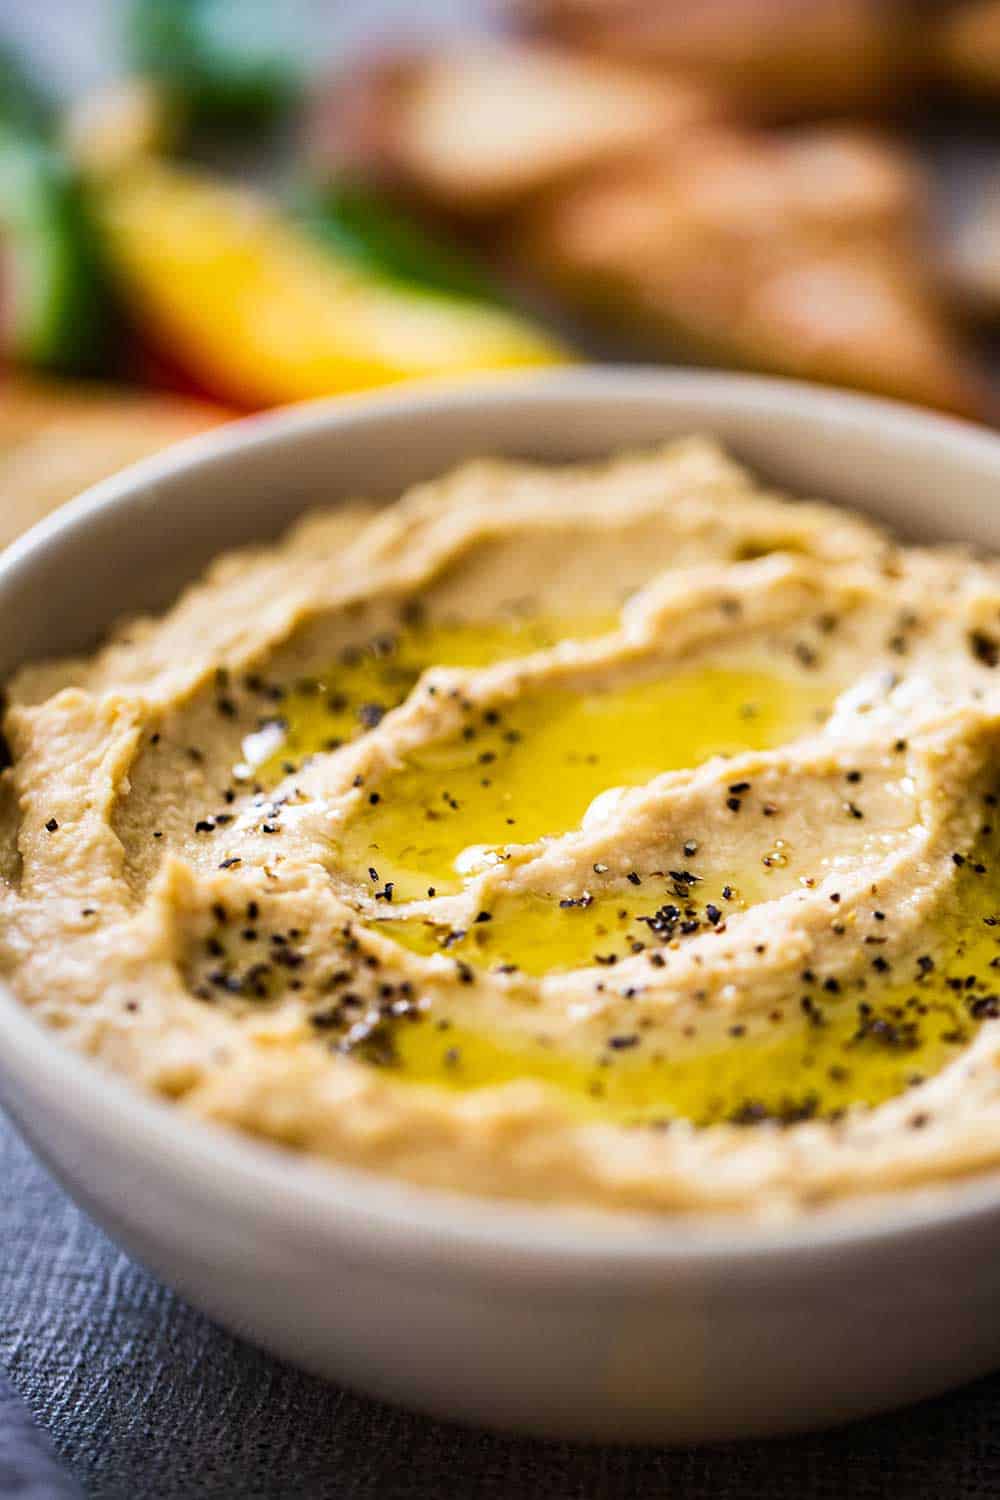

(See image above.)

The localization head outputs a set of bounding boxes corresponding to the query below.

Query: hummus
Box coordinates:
[5,437,1000,1218]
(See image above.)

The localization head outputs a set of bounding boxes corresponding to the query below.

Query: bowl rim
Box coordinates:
[7,364,1000,1276]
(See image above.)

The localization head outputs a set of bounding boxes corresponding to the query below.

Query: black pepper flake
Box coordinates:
[608,1034,639,1050]
[44,817,59,833]
[627,871,641,886]
[310,1007,342,1031]
[369,792,381,806]
[358,702,386,730]
[852,1013,919,1051]
[218,857,242,869]
[969,630,1000,668]
[273,947,304,971]
[194,818,215,833]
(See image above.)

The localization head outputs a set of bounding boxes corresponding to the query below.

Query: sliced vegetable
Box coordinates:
[0,43,54,135]
[291,181,501,305]
[95,160,567,408]
[0,127,111,373]
[123,0,302,127]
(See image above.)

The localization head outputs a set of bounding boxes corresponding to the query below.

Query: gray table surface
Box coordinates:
[7,1102,1000,1500]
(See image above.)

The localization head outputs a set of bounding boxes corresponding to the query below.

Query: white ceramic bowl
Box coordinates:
[6,369,1000,1444]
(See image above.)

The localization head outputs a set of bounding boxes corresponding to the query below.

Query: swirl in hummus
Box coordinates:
[5,438,1000,1218]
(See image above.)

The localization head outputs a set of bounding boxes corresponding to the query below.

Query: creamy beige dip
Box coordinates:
[4,438,1000,1218]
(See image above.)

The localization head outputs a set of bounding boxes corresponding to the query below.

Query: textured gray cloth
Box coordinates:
[4,1112,1000,1499]
[0,1370,82,1499]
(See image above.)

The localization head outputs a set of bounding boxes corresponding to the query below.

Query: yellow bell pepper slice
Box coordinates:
[96,161,567,407]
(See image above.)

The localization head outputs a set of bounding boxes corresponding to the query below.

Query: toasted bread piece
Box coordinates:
[0,377,227,549]
[508,0,915,119]
[932,0,1000,99]
[521,127,987,417]
[321,42,720,214]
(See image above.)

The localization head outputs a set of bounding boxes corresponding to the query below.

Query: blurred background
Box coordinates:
[5,0,1000,544]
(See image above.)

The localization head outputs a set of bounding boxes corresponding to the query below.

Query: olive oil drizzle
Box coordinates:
[214,611,1000,1129]
[379,836,1000,1128]
[336,663,833,900]
[244,612,614,782]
